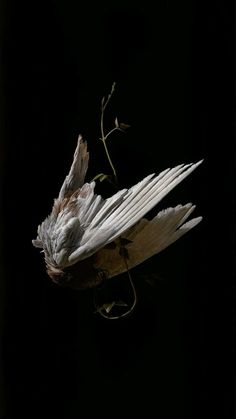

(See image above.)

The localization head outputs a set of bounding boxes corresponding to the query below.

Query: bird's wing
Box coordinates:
[58,135,89,199]
[94,203,202,278]
[66,159,203,266]
[33,136,202,269]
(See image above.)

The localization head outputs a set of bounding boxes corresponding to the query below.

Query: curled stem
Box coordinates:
[95,83,137,319]
[94,256,137,320]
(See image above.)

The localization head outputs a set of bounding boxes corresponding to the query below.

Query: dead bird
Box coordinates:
[33,136,202,291]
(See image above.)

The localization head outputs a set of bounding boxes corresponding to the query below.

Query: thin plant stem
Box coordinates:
[94,256,137,320]
[100,82,119,185]
[95,83,138,319]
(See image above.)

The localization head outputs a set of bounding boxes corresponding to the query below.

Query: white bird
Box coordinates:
[33,136,203,290]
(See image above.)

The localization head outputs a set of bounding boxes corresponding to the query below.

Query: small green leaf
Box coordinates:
[92,173,112,182]
[94,302,115,314]
[119,122,131,131]
[95,300,128,315]
[99,174,110,182]
[101,96,105,108]
[103,302,116,313]
[115,300,128,307]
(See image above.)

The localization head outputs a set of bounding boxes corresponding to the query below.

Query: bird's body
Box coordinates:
[33,136,202,290]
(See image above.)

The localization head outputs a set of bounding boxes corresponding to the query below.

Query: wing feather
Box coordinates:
[94,204,202,278]
[68,160,202,264]
[58,135,89,199]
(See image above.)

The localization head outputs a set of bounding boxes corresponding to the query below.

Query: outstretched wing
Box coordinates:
[94,203,202,278]
[33,136,202,270]
[66,160,202,265]
[32,136,89,251]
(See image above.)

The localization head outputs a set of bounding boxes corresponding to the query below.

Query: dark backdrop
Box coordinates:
[0,1,233,418]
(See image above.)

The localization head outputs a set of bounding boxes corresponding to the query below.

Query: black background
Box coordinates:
[0,1,234,418]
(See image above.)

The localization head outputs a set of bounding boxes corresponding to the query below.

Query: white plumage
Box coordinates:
[33,136,202,288]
